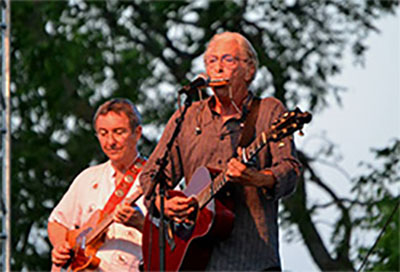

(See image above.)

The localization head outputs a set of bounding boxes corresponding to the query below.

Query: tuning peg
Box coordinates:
[299,130,304,136]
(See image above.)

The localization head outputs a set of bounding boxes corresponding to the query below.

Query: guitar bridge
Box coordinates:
[166,222,176,251]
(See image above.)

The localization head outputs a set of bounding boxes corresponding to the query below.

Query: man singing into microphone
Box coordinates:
[140,32,301,271]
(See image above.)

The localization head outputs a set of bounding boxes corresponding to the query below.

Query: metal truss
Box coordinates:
[0,0,10,271]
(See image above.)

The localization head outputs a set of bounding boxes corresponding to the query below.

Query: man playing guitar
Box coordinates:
[48,98,146,271]
[140,32,302,271]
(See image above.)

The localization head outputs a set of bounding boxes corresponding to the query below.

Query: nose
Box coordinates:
[215,59,224,73]
[105,132,117,145]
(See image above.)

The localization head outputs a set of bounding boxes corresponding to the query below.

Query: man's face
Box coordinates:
[205,37,251,100]
[95,111,140,164]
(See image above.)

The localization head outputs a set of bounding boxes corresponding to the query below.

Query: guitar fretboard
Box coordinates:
[195,107,311,210]
[85,188,143,245]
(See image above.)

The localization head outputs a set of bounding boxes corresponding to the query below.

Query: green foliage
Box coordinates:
[8,0,398,270]
[352,140,400,271]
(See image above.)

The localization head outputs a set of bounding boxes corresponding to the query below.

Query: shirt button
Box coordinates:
[88,204,96,213]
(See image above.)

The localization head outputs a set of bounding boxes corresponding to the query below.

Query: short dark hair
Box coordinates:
[93,98,141,131]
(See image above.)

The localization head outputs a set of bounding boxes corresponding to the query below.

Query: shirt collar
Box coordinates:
[109,152,141,179]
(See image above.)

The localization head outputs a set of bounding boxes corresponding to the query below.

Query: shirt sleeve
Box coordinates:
[48,171,86,229]
[139,110,184,207]
[258,98,302,200]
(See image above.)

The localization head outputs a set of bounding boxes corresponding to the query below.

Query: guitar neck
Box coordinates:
[197,131,269,209]
[195,108,311,209]
[85,188,143,244]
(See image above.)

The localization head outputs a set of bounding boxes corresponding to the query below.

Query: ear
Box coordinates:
[245,64,255,82]
[134,125,142,141]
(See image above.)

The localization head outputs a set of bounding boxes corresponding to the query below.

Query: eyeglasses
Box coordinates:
[205,54,248,68]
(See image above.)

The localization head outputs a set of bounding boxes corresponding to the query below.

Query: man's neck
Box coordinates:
[213,99,238,116]
[111,151,138,174]
[213,88,248,117]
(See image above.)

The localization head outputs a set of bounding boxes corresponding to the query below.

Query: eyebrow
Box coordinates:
[97,127,127,132]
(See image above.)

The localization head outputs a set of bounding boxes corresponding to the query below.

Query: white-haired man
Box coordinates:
[141,32,301,271]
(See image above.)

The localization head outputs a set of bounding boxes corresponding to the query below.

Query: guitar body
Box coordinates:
[56,162,146,272]
[64,210,104,271]
[142,167,235,271]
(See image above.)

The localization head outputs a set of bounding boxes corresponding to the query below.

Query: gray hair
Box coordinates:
[205,32,259,82]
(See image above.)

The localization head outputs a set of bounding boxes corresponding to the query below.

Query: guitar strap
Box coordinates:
[102,156,147,215]
[217,97,261,201]
[237,97,261,148]
[237,97,271,243]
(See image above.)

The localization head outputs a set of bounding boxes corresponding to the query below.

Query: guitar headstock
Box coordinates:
[269,107,312,142]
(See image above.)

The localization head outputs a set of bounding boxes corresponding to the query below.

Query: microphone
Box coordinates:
[178,74,210,95]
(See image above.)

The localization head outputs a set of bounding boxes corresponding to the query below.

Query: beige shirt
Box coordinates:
[49,160,146,272]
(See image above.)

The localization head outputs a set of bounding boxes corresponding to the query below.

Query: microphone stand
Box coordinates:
[145,92,194,271]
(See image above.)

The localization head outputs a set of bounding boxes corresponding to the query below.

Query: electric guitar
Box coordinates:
[63,188,143,272]
[142,107,312,271]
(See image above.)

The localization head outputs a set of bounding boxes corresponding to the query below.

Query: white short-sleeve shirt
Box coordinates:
[49,160,146,272]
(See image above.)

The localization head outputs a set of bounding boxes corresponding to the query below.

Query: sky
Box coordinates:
[281,11,400,272]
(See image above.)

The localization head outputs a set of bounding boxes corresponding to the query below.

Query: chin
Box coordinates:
[106,153,122,162]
